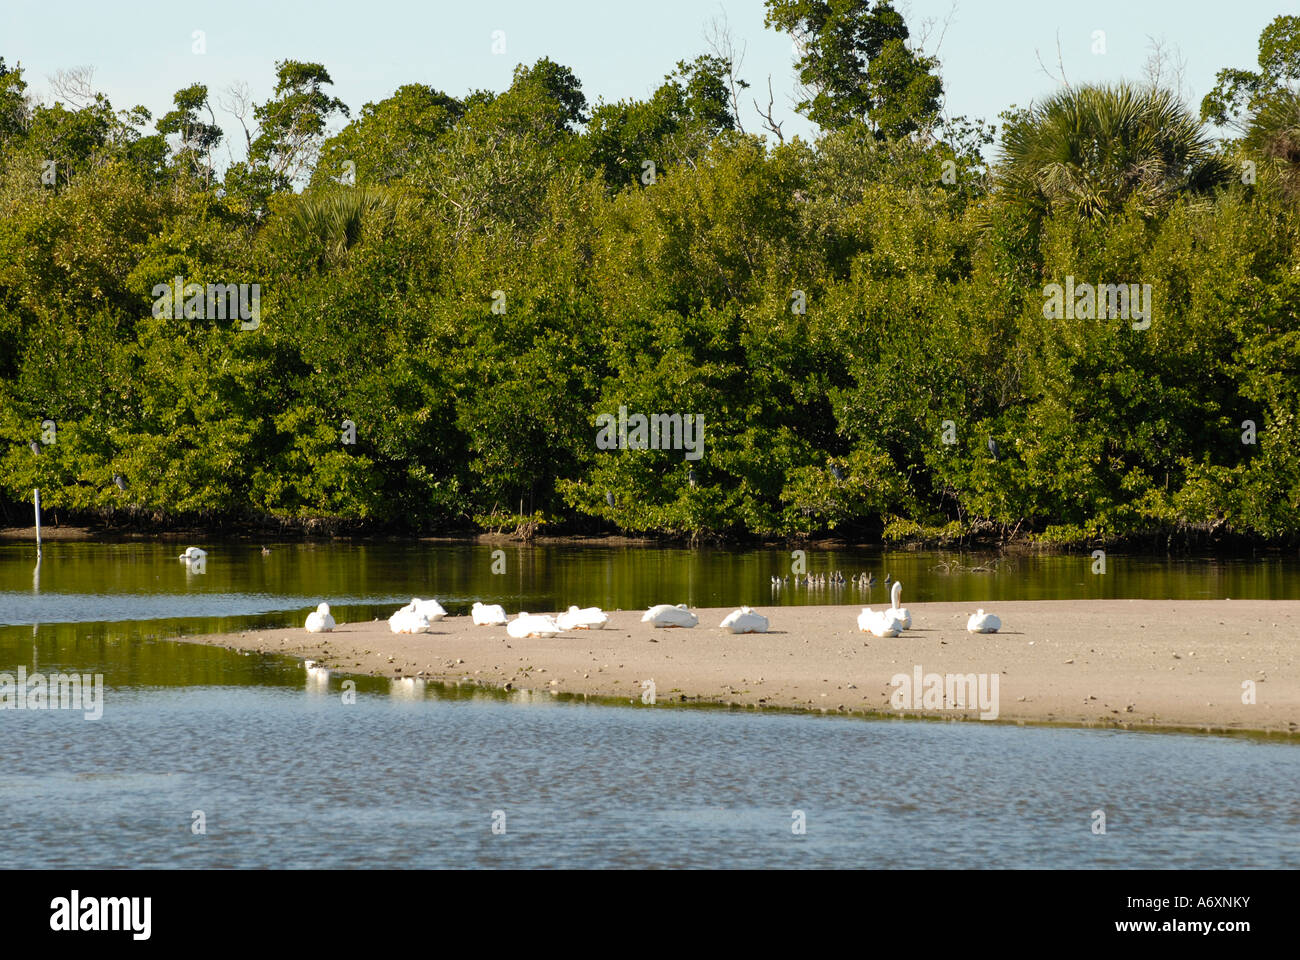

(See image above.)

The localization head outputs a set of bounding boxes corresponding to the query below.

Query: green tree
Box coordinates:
[763,0,941,136]
[997,84,1231,220]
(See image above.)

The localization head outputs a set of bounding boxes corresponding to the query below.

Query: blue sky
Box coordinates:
[0,0,1283,155]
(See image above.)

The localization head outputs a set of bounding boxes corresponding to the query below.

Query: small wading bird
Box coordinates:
[305,602,335,633]
[988,436,999,460]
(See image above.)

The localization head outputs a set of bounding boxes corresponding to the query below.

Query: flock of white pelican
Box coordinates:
[294,578,999,639]
[175,547,1001,679]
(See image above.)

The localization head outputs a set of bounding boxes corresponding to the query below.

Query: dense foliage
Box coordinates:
[1,9,1299,545]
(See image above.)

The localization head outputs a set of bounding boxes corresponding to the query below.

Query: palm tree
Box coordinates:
[286,185,397,268]
[996,84,1232,219]
[1244,89,1300,199]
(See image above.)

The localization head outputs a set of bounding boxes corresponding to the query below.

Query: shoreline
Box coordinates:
[3,524,1296,557]
[177,599,1300,737]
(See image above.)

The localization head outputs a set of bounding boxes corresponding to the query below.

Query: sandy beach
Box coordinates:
[180,600,1300,736]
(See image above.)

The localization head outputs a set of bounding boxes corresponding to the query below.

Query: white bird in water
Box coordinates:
[719,606,769,634]
[967,609,1002,633]
[641,604,699,628]
[883,581,912,631]
[304,602,335,633]
[471,601,509,626]
[178,547,206,561]
[556,605,608,630]
[506,612,562,638]
[857,607,900,637]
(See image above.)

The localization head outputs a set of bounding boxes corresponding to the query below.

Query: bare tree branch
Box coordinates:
[47,66,96,109]
[1142,35,1190,105]
[217,81,255,166]
[703,6,749,135]
[755,75,785,145]
[1034,30,1071,90]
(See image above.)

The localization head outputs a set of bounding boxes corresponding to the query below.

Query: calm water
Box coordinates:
[5,540,1300,638]
[2,539,1298,869]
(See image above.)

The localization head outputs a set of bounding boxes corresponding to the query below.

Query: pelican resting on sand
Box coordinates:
[389,600,433,634]
[857,607,900,637]
[304,602,335,633]
[556,605,608,630]
[719,606,769,634]
[641,604,699,628]
[506,612,562,638]
[471,602,509,626]
[882,581,912,631]
[966,609,1002,633]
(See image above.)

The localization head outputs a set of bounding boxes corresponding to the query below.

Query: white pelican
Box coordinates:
[506,612,562,638]
[556,605,608,630]
[472,602,509,626]
[857,607,900,637]
[641,604,699,628]
[178,547,206,561]
[411,598,447,622]
[967,609,1002,633]
[304,602,335,633]
[719,606,769,634]
[388,602,432,634]
[882,581,912,631]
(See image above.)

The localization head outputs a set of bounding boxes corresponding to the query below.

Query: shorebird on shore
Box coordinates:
[471,601,508,626]
[305,602,335,633]
[719,606,770,634]
[557,605,608,630]
[857,607,899,637]
[967,609,1001,633]
[642,604,699,628]
[883,581,911,631]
